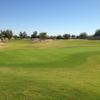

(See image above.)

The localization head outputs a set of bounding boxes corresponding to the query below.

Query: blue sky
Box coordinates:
[0,0,100,35]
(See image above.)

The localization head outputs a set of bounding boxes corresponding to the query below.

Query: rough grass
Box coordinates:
[0,39,100,100]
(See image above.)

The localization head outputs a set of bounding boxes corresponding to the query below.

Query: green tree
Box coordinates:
[1,30,13,40]
[19,32,23,39]
[79,32,88,39]
[72,35,76,39]
[94,29,100,37]
[13,35,19,39]
[19,32,27,39]
[39,32,47,40]
[56,35,63,39]
[22,32,27,38]
[63,34,70,39]
[31,31,38,39]
[0,31,2,38]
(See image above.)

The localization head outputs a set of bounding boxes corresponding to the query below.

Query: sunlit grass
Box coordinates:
[0,39,100,100]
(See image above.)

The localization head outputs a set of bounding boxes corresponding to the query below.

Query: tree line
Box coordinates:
[0,29,100,41]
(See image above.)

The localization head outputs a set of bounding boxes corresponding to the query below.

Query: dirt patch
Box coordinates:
[32,39,54,42]
[0,42,4,48]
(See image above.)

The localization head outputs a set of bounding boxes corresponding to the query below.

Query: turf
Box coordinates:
[0,39,100,100]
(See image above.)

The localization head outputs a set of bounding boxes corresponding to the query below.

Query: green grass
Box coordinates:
[0,39,100,100]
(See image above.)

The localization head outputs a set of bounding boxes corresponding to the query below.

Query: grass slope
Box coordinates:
[0,40,100,100]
